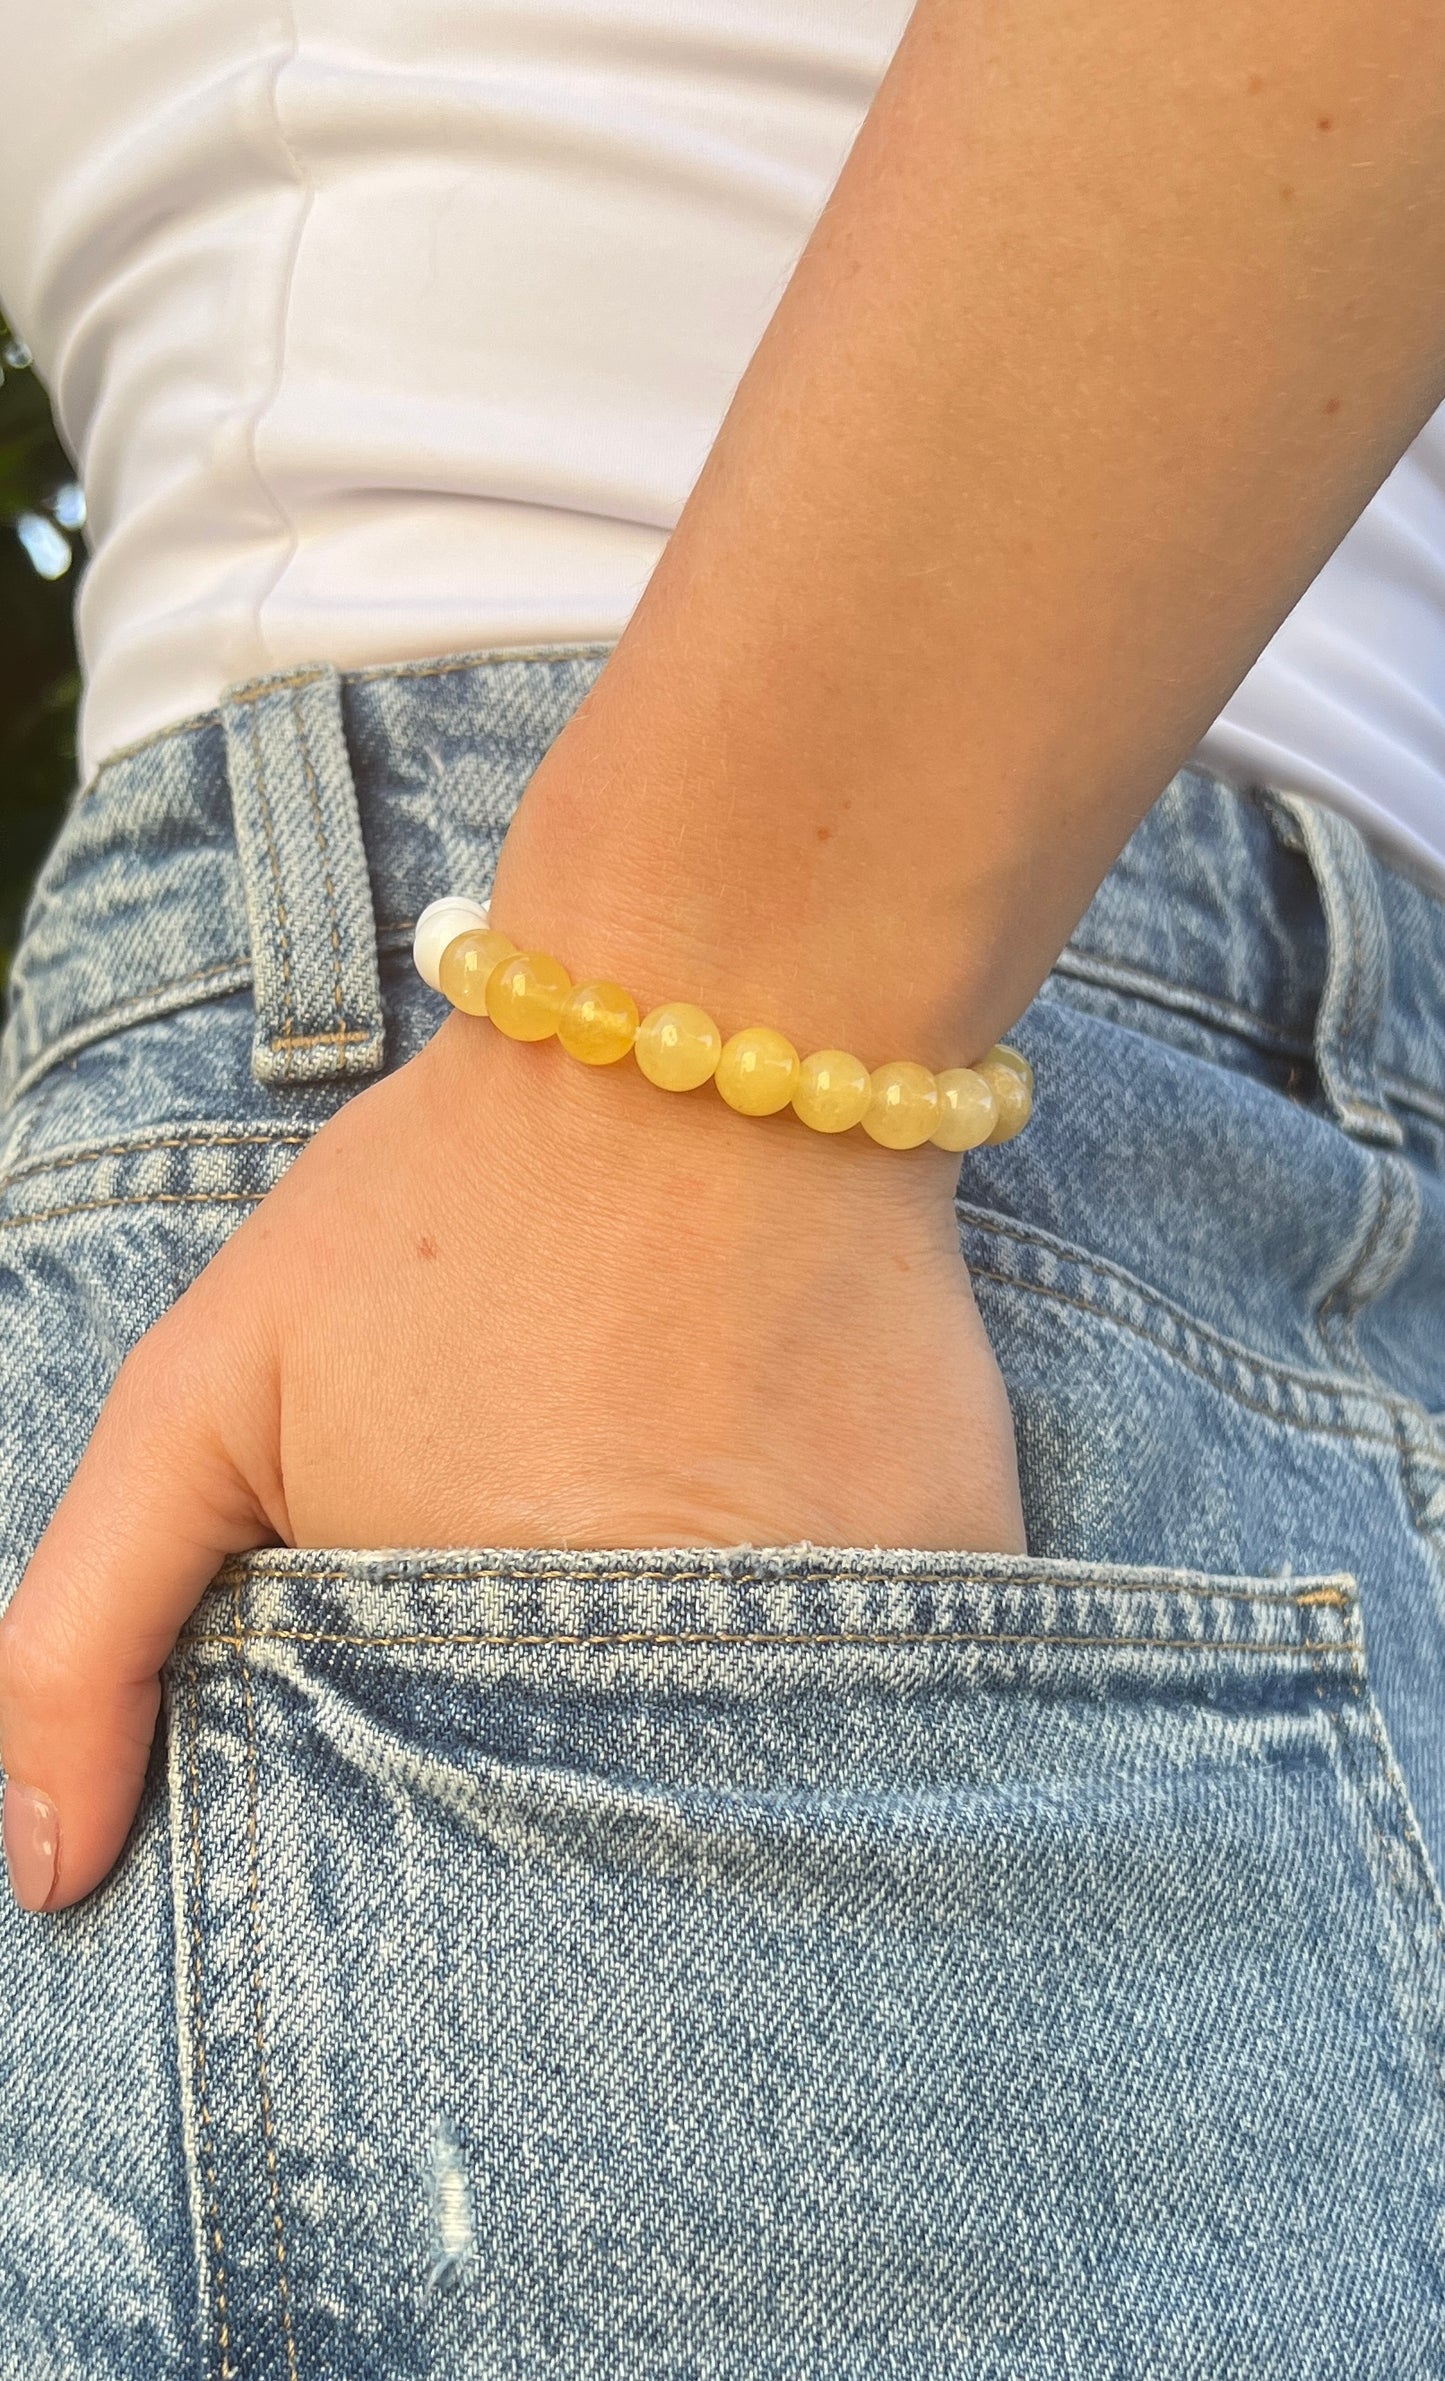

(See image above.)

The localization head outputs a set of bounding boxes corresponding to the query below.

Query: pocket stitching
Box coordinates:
[235,1608,301,2381]
[1319,1658,1445,2105]
[212,1558,1353,1607]
[0,1191,264,1233]
[0,1125,312,1190]
[189,1625,1359,1659]
[180,1663,237,2381]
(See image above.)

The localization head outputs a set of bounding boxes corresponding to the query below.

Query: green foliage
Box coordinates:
[0,313,81,984]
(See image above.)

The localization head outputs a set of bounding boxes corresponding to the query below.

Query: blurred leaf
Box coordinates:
[0,425,55,519]
[0,310,79,989]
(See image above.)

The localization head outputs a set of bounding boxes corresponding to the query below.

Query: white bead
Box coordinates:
[413,895,491,992]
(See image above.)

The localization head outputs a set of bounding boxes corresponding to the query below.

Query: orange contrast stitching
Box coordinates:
[0,1128,310,1187]
[183,1668,236,2380]
[248,701,296,1048]
[292,690,349,1039]
[0,1192,261,1232]
[225,670,330,706]
[192,1625,1359,1658]
[265,1028,377,1052]
[233,1586,300,2380]
[212,1560,1355,1610]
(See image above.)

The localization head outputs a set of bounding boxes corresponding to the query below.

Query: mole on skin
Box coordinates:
[417,1236,439,1261]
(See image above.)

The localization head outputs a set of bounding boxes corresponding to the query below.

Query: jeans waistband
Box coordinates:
[3,644,1444,1140]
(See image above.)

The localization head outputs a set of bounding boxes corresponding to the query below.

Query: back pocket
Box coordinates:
[168,1544,1445,2381]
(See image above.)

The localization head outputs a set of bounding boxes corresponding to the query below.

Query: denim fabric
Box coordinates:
[2,647,1445,2378]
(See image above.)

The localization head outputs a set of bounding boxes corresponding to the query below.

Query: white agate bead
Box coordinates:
[413,895,491,992]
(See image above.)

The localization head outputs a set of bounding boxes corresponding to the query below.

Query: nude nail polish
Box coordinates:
[2,1784,58,1912]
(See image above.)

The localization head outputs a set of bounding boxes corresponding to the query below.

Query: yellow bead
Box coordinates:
[792,1048,873,1135]
[485,950,572,1041]
[437,927,518,1014]
[986,1041,1035,1097]
[980,1057,1033,1144]
[715,1025,800,1116]
[931,1066,999,1153]
[634,1001,723,1092]
[862,1060,940,1149]
[414,897,492,992]
[557,980,640,1065]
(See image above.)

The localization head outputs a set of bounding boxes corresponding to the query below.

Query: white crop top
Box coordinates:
[3,0,1445,892]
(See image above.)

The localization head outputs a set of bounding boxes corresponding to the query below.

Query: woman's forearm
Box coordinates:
[496,0,1445,1062]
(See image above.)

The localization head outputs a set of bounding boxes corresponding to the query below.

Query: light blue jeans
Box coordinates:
[3,648,1445,2378]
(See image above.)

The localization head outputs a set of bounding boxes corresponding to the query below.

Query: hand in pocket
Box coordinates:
[0,1011,1023,1910]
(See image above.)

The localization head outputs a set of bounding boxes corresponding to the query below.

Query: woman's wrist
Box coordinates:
[488,694,1042,1077]
[425,992,967,1199]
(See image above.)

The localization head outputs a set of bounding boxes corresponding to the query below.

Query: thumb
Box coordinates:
[0,1306,279,1911]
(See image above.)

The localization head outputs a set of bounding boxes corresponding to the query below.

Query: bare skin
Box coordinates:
[0,1023,1023,1905]
[7,0,1445,1907]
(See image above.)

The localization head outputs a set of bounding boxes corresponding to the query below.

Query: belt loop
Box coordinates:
[1265,789,1403,1149]
[221,664,386,1085]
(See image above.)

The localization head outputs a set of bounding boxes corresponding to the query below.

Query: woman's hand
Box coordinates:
[0,1005,1024,1912]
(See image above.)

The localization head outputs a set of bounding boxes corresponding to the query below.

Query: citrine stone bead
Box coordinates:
[634,1001,723,1091]
[485,950,572,1041]
[557,979,640,1065]
[715,1025,800,1116]
[987,1041,1034,1097]
[414,895,492,992]
[438,926,518,1015]
[862,1060,940,1149]
[792,1048,872,1134]
[931,1066,999,1153]
[980,1054,1033,1143]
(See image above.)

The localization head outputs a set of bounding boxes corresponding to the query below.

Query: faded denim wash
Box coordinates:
[2,647,1445,2379]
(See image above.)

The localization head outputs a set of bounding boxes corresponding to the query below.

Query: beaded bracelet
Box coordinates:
[413,895,1033,1152]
